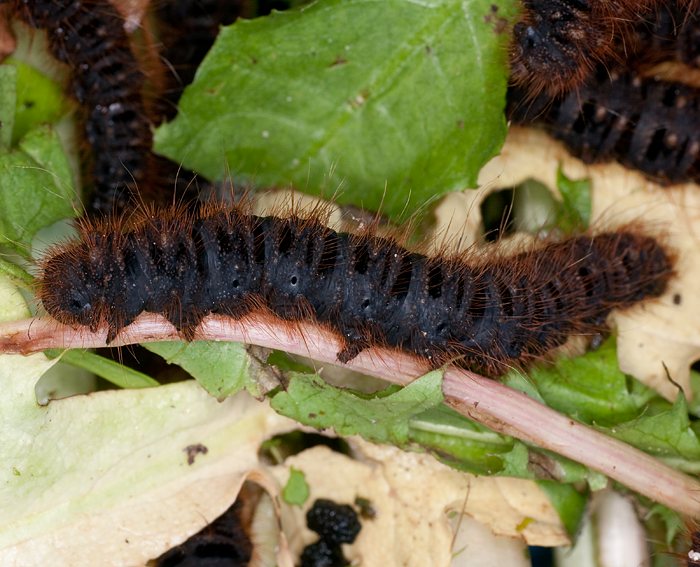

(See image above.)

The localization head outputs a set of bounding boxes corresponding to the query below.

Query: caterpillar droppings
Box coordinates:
[37,200,673,378]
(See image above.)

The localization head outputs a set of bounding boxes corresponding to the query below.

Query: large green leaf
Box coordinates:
[154,0,516,219]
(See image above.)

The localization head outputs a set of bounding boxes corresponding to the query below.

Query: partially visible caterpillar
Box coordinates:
[37,200,673,377]
[510,0,655,98]
[508,66,700,184]
[154,0,247,123]
[4,0,153,213]
[2,0,216,213]
[628,3,700,70]
[154,499,252,566]
[510,0,699,99]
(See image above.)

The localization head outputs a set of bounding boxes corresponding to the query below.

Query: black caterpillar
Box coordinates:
[154,0,247,123]
[510,0,700,98]
[508,65,700,184]
[5,0,153,213]
[154,499,252,567]
[628,3,700,69]
[3,0,214,213]
[688,527,700,566]
[38,201,672,377]
[510,0,653,98]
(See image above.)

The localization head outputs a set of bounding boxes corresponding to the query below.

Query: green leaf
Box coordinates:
[0,257,33,287]
[282,466,310,506]
[0,126,77,253]
[506,338,700,474]
[5,59,69,145]
[408,404,516,475]
[154,0,517,220]
[0,65,17,148]
[555,167,591,231]
[536,480,587,538]
[144,341,254,398]
[503,339,657,426]
[43,349,159,390]
[270,370,444,445]
[609,394,700,466]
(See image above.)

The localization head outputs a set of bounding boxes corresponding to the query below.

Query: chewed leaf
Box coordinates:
[144,340,257,398]
[154,0,516,220]
[270,370,444,445]
[502,339,658,425]
[609,394,700,466]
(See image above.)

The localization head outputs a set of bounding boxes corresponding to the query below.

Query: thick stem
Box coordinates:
[1,313,699,516]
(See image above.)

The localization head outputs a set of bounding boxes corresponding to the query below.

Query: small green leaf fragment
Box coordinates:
[645,504,685,548]
[144,341,253,398]
[536,480,587,538]
[555,167,591,231]
[283,466,310,507]
[270,370,444,445]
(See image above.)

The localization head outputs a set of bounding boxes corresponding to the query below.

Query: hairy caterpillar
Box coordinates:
[628,3,700,70]
[2,0,208,213]
[2,0,153,213]
[510,0,699,99]
[154,0,246,123]
[37,200,672,377]
[508,66,700,184]
[154,499,252,566]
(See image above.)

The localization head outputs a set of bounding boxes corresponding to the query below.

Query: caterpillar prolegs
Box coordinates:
[38,202,673,377]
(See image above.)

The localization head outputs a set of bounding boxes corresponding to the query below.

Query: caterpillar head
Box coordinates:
[39,248,104,333]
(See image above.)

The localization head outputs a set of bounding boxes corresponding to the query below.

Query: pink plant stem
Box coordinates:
[1,313,700,516]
